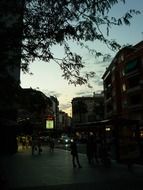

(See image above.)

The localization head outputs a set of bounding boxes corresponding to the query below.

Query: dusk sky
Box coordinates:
[20,0,143,116]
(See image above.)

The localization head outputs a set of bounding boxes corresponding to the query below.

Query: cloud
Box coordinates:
[95,89,103,94]
[75,91,92,97]
[60,102,71,110]
[97,80,103,86]
[92,72,103,87]
[42,89,61,98]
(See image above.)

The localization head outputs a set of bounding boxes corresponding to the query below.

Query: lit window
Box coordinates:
[122,84,126,91]
[140,131,143,137]
[122,71,125,76]
[121,55,124,61]
[112,66,115,71]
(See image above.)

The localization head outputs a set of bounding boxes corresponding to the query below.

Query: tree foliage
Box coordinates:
[22,0,140,86]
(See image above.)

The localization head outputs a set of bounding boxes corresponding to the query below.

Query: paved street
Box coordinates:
[0,146,143,190]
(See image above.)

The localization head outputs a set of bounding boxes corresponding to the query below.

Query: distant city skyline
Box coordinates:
[20,0,143,116]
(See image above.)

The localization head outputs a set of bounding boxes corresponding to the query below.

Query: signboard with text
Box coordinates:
[46,115,54,129]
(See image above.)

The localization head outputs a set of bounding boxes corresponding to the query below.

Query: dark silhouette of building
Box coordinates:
[17,88,53,134]
[72,93,104,127]
[102,41,143,125]
[50,96,59,130]
[59,111,71,130]
[0,0,24,154]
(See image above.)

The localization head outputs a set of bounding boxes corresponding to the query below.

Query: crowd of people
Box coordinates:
[70,133,111,168]
[86,133,111,167]
[16,133,111,168]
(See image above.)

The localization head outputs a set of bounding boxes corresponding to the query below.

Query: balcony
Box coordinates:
[127,93,142,111]
[126,86,141,94]
[105,97,112,103]
[128,104,143,111]
[105,111,113,118]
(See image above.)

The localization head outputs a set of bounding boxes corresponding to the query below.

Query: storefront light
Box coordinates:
[105,127,111,131]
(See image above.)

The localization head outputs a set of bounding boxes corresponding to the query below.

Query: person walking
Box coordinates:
[49,138,55,152]
[32,134,42,155]
[70,136,82,168]
[93,133,100,164]
[86,134,94,164]
[86,133,99,165]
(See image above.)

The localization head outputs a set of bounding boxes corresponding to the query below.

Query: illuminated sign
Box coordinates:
[46,120,54,129]
[47,115,54,120]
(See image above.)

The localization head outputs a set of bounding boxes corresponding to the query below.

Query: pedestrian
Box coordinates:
[32,134,42,155]
[86,133,94,164]
[98,140,111,167]
[70,136,82,168]
[49,138,55,152]
[37,136,42,155]
[93,133,100,164]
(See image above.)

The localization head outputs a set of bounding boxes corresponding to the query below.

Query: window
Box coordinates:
[122,100,127,108]
[124,58,140,74]
[121,55,124,61]
[127,75,140,89]
[113,104,116,111]
[118,54,124,63]
[122,84,126,91]
[128,94,141,105]
[122,69,125,76]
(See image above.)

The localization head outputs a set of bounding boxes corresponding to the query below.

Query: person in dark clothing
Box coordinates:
[32,134,42,155]
[86,133,99,165]
[86,135,94,164]
[93,134,100,164]
[70,137,82,168]
[49,138,55,152]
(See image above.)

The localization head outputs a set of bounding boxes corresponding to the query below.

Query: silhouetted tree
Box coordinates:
[21,0,140,86]
[0,0,141,86]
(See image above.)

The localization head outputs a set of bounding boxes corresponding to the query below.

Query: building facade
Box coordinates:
[59,111,72,130]
[0,0,23,82]
[0,0,24,154]
[17,88,53,133]
[50,96,59,129]
[102,41,143,124]
[72,93,104,127]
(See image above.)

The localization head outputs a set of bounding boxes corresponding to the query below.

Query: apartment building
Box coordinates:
[102,41,143,124]
[72,93,104,127]
[17,88,53,129]
[50,96,59,129]
[59,111,72,130]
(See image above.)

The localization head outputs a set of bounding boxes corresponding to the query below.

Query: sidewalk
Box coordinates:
[0,146,143,190]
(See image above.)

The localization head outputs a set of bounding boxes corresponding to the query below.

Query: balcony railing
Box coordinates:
[128,104,143,111]
[126,86,141,93]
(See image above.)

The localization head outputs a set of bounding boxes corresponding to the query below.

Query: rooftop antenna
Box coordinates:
[142,32,143,41]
